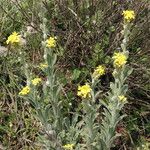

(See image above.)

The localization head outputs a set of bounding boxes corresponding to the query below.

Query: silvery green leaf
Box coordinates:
[123,66,133,79]
[27,98,37,108]
[114,114,127,127]
[47,54,53,66]
[109,127,115,137]
[56,85,62,97]
[77,120,85,128]
[44,104,52,119]
[98,138,107,150]
[121,84,128,94]
[126,67,133,76]
[62,117,70,128]
[121,43,126,51]
[110,82,115,90]
[57,101,63,109]
[109,133,122,145]
[95,90,103,99]
[52,54,57,66]
[37,109,46,124]
[71,114,79,126]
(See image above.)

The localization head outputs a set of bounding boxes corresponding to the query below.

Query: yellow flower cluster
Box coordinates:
[6,32,21,45]
[113,52,127,68]
[77,83,91,99]
[19,86,30,95]
[92,65,105,79]
[118,95,127,102]
[40,63,48,69]
[122,10,135,22]
[62,144,74,150]
[31,78,42,86]
[46,37,56,48]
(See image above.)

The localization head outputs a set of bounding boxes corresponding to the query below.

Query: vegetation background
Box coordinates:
[0,0,149,149]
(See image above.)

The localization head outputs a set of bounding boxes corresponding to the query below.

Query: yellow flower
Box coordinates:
[62,144,74,150]
[77,83,92,99]
[118,95,127,102]
[46,37,56,48]
[19,86,30,95]
[6,32,21,45]
[31,78,42,86]
[92,65,105,79]
[112,52,127,68]
[122,10,135,22]
[39,63,48,69]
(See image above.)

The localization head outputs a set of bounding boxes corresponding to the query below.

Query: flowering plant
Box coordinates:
[17,9,135,150]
